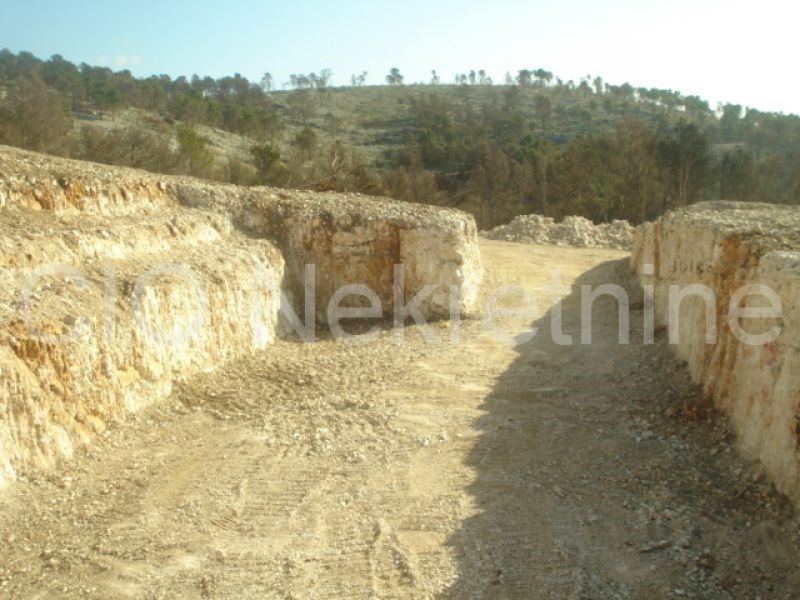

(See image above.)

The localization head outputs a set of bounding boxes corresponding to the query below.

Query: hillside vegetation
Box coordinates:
[1,50,799,227]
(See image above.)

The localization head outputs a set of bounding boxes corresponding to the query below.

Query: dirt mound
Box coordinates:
[482,214,634,250]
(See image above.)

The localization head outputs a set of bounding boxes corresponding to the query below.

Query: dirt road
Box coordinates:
[1,241,798,599]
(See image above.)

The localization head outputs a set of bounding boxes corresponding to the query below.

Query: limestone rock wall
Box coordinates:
[0,208,284,487]
[0,149,175,215]
[172,182,483,321]
[632,202,800,504]
[233,192,482,322]
[0,145,482,486]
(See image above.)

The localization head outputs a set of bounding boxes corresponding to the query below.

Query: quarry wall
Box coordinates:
[632,202,800,504]
[175,182,482,322]
[0,146,482,486]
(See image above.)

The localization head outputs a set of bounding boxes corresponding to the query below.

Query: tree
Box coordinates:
[430,70,440,86]
[682,95,711,119]
[258,110,285,145]
[251,143,288,185]
[287,89,317,125]
[520,136,553,215]
[719,103,743,141]
[79,124,179,174]
[318,69,333,88]
[516,69,533,86]
[533,68,553,87]
[534,95,552,134]
[382,141,440,205]
[386,68,404,86]
[469,143,512,228]
[293,126,318,161]
[260,72,274,92]
[308,69,333,89]
[84,69,125,112]
[719,147,758,201]
[289,73,312,89]
[42,54,84,110]
[350,71,368,86]
[176,124,213,176]
[503,86,521,112]
[658,120,710,208]
[313,140,380,193]
[610,117,660,222]
[324,112,345,141]
[0,76,73,155]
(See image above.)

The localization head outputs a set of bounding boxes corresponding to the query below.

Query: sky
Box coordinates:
[2,0,798,114]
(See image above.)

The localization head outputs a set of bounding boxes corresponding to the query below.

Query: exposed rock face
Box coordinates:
[0,145,482,486]
[482,214,633,250]
[632,202,800,504]
[235,192,482,321]
[0,149,174,214]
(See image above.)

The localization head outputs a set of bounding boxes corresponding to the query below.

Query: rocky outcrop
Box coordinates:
[632,202,800,504]
[0,145,482,486]
[172,182,482,321]
[234,192,482,321]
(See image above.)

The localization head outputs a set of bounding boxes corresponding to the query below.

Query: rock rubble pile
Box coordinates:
[482,214,634,250]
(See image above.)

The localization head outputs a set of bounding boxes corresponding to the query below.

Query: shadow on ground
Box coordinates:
[445,258,799,599]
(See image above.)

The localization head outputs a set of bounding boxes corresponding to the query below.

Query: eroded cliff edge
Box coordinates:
[0,145,482,486]
[633,202,800,505]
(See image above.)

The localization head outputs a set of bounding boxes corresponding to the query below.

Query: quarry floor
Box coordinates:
[1,241,799,599]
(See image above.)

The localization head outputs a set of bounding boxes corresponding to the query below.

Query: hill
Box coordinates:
[1,50,799,227]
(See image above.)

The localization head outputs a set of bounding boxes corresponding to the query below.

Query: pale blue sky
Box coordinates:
[2,0,797,113]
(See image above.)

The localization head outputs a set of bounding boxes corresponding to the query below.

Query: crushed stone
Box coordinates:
[482,214,634,250]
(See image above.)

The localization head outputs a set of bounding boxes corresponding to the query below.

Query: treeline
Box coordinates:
[1,49,799,227]
[0,50,284,181]
[0,50,282,136]
[0,50,382,188]
[386,90,800,226]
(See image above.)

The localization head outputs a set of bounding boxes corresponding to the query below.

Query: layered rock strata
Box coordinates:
[633,202,800,504]
[0,146,482,485]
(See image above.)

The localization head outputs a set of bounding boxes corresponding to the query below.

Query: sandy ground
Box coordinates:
[1,240,798,599]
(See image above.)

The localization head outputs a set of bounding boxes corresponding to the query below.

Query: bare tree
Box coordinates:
[350,71,368,86]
